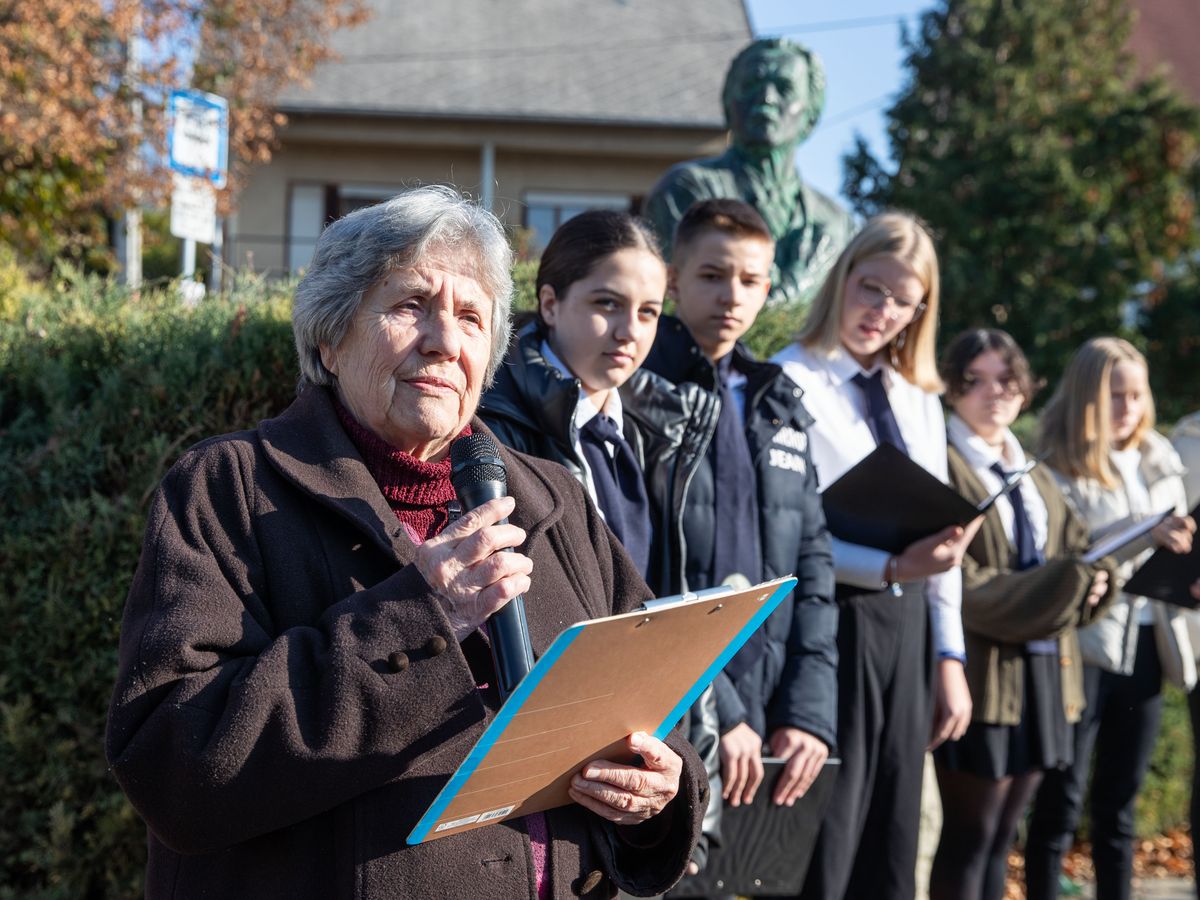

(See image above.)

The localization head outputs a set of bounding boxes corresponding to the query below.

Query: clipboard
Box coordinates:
[407,576,799,844]
[668,758,840,897]
[1123,503,1200,607]
[821,444,1033,554]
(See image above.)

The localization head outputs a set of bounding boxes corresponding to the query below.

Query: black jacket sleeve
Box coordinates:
[766,448,839,752]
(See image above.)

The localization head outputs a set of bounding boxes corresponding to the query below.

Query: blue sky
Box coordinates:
[744,0,933,205]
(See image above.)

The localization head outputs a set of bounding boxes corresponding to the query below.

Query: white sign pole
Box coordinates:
[182,239,197,278]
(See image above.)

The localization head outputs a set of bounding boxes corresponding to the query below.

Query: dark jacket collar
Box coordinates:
[641,315,713,389]
[641,314,789,400]
[258,384,562,559]
[479,322,581,451]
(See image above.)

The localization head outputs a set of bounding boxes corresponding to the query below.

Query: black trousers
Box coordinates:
[800,584,931,900]
[1025,625,1164,900]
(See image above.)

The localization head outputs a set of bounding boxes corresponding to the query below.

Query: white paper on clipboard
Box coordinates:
[1082,509,1172,564]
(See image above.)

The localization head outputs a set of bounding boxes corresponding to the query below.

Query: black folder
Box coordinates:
[1123,503,1200,608]
[668,758,839,897]
[820,443,1029,555]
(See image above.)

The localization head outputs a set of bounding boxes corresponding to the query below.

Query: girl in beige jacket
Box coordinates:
[1025,337,1197,900]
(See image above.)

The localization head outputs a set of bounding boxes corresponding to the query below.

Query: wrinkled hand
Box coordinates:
[413,496,533,641]
[895,516,984,581]
[928,658,972,750]
[768,727,829,806]
[1152,515,1196,555]
[719,722,764,807]
[1086,569,1110,607]
[569,732,681,825]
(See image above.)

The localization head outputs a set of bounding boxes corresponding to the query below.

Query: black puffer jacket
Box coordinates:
[480,322,719,599]
[637,316,839,750]
[479,321,724,865]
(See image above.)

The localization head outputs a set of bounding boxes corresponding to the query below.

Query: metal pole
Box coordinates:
[182,238,196,278]
[208,216,224,293]
[480,140,496,212]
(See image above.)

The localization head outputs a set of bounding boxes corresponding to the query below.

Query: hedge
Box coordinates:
[0,260,1191,897]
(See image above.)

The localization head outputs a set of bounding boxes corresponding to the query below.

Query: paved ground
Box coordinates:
[1075,877,1195,898]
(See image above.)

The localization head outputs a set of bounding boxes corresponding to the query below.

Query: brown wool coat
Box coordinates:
[948,449,1118,726]
[105,385,704,900]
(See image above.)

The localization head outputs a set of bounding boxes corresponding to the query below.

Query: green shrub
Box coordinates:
[1138,685,1194,837]
[0,270,297,898]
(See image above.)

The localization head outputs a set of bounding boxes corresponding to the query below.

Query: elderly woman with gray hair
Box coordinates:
[106,185,705,900]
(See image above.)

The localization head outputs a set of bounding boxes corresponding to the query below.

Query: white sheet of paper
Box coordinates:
[1082,510,1172,564]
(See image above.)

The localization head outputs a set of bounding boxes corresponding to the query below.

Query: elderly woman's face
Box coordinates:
[320,247,493,461]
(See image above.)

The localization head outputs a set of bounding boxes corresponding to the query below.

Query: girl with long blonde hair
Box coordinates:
[774,212,979,899]
[1025,337,1196,900]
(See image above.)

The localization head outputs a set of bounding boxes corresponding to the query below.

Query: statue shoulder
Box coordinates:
[644,155,740,250]
[798,181,857,238]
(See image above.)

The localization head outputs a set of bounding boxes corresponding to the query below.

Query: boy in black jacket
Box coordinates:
[637,199,838,811]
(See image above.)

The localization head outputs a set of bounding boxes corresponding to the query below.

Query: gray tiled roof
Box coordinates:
[277,0,751,128]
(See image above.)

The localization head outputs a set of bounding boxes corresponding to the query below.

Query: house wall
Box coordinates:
[228,115,726,274]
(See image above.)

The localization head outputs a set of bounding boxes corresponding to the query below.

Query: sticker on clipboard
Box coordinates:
[478,805,516,823]
[435,813,481,833]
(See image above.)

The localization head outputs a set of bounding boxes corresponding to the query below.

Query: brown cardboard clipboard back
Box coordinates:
[407,575,798,844]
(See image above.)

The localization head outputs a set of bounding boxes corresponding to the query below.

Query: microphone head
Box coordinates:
[450,431,508,494]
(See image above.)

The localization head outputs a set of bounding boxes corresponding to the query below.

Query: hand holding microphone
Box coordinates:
[413,494,532,642]
[413,433,536,698]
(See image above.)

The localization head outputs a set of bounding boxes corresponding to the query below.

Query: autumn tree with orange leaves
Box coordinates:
[0,0,366,272]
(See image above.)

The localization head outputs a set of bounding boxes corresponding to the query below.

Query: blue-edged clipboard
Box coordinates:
[407,575,798,844]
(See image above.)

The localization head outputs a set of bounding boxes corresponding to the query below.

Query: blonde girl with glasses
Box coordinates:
[929,329,1115,900]
[773,211,980,900]
[1024,337,1196,900]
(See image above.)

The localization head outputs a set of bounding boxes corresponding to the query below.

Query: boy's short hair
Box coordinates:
[671,198,774,264]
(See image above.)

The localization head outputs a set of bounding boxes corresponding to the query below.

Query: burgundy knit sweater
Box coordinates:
[334,402,465,541]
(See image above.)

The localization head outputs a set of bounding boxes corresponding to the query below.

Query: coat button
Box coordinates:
[426,635,448,656]
[576,870,604,895]
[771,418,781,426]
[792,387,802,398]
[388,651,409,673]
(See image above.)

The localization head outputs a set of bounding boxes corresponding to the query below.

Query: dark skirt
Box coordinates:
[935,650,1074,779]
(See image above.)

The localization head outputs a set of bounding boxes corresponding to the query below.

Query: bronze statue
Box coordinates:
[644,38,856,306]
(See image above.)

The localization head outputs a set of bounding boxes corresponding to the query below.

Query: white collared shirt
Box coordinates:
[541,340,624,514]
[772,341,965,660]
[947,414,1049,554]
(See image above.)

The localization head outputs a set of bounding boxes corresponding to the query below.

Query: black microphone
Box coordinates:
[449,432,535,699]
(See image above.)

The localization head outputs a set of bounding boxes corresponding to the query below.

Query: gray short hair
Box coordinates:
[293,184,514,387]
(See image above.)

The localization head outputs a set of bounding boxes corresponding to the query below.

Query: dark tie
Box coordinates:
[712,355,764,682]
[578,413,652,578]
[991,461,1055,654]
[851,370,909,455]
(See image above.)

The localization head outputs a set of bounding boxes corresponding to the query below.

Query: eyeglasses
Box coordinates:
[850,277,926,322]
[962,374,1023,398]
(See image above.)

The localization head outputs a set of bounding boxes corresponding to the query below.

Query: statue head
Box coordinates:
[722,38,827,152]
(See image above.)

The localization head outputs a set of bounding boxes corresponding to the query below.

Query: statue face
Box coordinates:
[726,51,809,150]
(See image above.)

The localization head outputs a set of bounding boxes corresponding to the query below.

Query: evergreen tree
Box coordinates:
[844,0,1200,400]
